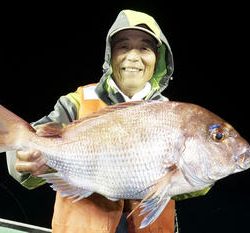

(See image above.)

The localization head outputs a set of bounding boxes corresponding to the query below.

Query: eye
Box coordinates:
[209,124,227,142]
[113,42,129,51]
[212,130,225,141]
[140,46,154,52]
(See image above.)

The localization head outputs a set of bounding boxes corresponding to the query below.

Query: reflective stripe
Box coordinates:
[83,85,99,100]
[77,84,107,118]
[66,92,81,110]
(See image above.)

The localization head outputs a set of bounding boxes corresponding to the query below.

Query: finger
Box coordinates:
[15,156,47,173]
[16,150,41,162]
[32,164,51,176]
[15,161,37,173]
[35,122,62,137]
[34,122,62,131]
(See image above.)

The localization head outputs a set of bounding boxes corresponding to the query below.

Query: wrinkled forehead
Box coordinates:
[111,29,158,50]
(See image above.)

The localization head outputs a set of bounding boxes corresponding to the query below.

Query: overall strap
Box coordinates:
[77,84,107,118]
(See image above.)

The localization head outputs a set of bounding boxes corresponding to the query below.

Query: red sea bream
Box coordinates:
[0,100,249,228]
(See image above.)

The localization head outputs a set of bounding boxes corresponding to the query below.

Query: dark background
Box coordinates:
[0,2,249,232]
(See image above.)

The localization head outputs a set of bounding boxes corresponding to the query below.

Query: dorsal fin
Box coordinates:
[65,100,148,129]
[82,100,146,120]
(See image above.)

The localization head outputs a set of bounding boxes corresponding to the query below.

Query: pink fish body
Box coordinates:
[0,100,249,228]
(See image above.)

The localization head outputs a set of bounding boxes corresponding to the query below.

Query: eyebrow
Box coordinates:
[111,37,128,45]
[112,37,157,49]
[142,38,158,49]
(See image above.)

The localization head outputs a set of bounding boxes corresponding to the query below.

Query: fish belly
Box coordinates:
[45,144,168,200]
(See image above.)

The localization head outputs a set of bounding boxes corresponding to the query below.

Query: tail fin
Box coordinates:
[0,105,33,152]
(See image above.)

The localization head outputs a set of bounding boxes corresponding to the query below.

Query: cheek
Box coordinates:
[111,53,122,69]
[144,56,157,73]
[144,53,156,66]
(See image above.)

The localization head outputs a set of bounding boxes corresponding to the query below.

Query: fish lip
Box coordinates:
[235,147,250,170]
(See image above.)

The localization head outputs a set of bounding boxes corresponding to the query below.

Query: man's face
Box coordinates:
[111,29,157,97]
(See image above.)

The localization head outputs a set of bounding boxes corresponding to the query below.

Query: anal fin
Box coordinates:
[38,172,93,201]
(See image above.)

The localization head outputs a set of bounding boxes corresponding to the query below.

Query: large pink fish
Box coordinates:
[0,100,249,228]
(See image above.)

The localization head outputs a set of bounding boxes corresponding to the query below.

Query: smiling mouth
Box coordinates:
[122,67,143,72]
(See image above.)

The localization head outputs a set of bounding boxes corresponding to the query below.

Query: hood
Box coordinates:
[96,9,174,100]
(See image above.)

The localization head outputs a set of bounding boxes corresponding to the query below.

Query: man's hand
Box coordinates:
[35,122,63,137]
[15,122,61,176]
[15,149,49,176]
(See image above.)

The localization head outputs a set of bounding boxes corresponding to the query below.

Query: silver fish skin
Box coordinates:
[0,100,250,228]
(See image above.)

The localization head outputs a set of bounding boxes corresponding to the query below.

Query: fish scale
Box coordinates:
[1,100,250,229]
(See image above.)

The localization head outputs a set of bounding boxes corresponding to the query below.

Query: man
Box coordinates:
[7,9,208,233]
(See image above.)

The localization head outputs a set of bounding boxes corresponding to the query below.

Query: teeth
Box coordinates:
[123,67,141,72]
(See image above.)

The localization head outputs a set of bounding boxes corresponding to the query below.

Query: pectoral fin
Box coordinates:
[139,195,171,228]
[127,165,177,228]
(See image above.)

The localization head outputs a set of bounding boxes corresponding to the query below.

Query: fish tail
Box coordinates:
[0,105,33,152]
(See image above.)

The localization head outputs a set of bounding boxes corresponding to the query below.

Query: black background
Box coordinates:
[0,2,249,232]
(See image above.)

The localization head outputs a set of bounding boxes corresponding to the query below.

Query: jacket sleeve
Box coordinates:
[6,92,81,190]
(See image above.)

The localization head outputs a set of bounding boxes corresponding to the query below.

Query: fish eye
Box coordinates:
[212,130,225,141]
[209,123,226,142]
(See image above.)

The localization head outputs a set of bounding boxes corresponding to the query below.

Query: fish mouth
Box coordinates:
[235,147,250,170]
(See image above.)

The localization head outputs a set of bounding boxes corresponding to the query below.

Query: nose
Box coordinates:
[126,49,140,62]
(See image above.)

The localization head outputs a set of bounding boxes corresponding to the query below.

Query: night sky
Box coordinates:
[0,2,249,232]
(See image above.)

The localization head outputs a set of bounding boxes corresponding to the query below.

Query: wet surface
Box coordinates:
[0,2,248,232]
